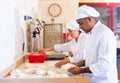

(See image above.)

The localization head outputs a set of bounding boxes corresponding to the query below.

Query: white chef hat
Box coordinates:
[75,5,100,20]
[66,20,80,31]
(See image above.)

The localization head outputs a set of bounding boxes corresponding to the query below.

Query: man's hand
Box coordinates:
[68,66,92,74]
[68,66,83,74]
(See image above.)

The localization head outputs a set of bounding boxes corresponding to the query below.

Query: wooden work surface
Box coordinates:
[0,55,90,83]
[0,77,89,83]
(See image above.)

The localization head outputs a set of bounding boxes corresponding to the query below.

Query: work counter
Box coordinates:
[0,55,90,83]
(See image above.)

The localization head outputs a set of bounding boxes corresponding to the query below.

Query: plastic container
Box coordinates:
[62,33,69,40]
[27,52,46,63]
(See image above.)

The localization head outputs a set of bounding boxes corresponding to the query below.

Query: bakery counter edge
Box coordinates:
[0,55,90,83]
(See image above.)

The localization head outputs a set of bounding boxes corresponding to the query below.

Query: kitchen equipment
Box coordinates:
[45,51,66,60]
[25,18,42,52]
[27,52,46,63]
[43,23,63,48]
[32,27,40,52]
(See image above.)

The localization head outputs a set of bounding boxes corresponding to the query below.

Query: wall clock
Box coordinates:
[48,3,62,17]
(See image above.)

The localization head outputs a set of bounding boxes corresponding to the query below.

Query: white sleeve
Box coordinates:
[69,53,84,63]
[89,31,117,76]
[54,41,72,52]
[69,57,80,63]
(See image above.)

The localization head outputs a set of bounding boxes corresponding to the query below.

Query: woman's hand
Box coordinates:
[39,48,46,52]
[39,47,54,52]
[55,59,70,68]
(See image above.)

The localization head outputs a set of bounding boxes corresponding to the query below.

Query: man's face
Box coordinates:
[76,17,93,33]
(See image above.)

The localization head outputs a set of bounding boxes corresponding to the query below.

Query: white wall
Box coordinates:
[24,0,39,18]
[14,0,25,59]
[0,0,25,73]
[38,0,78,25]
[0,0,16,72]
[0,0,78,73]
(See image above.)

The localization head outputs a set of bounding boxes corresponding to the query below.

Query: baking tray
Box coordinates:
[46,52,66,60]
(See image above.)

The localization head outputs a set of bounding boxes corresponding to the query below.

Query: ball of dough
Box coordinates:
[24,67,36,74]
[35,69,47,75]
[61,63,76,70]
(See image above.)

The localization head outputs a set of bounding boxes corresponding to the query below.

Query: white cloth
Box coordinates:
[66,20,80,31]
[75,5,100,20]
[54,33,86,63]
[84,21,118,83]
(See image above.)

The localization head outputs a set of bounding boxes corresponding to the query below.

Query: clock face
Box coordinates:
[48,3,62,17]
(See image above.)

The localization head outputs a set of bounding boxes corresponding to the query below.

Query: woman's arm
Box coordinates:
[39,47,55,52]
[55,59,70,67]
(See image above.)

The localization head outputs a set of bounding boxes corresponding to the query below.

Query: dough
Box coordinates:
[47,70,57,75]
[9,69,26,78]
[47,68,62,75]
[24,63,35,68]
[24,67,36,74]
[61,63,76,70]
[35,69,47,75]
[8,63,71,78]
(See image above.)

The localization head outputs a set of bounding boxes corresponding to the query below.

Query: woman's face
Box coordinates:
[68,29,80,39]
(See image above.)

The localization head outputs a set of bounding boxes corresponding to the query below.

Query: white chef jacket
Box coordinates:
[54,33,86,63]
[84,21,118,83]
